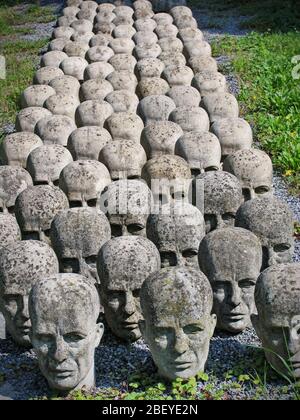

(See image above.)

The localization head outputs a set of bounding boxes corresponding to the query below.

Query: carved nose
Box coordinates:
[122,225,128,236]
[174,331,189,354]
[267,247,277,267]
[216,214,225,230]
[21,296,30,320]
[124,292,135,315]
[53,337,68,363]
[228,283,241,307]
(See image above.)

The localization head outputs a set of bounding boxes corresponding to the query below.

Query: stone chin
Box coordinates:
[112,324,141,342]
[218,315,250,334]
[15,332,32,348]
[158,361,205,381]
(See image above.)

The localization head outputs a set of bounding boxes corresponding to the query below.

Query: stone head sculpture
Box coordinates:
[138,95,176,125]
[140,266,216,380]
[169,106,210,133]
[97,236,160,341]
[252,263,300,379]
[15,185,69,244]
[199,227,262,333]
[0,213,21,249]
[147,202,205,269]
[99,140,147,181]
[29,274,103,392]
[27,145,73,187]
[193,171,243,234]
[175,131,221,178]
[142,154,192,206]
[141,121,183,159]
[236,196,294,271]
[67,126,112,161]
[211,118,253,160]
[59,160,111,208]
[0,240,59,346]
[0,166,33,214]
[0,132,43,168]
[223,149,273,201]
[51,207,111,282]
[100,179,153,237]
[105,112,144,143]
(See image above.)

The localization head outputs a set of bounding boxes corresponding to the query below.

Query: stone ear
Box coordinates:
[138,319,146,341]
[251,314,261,338]
[95,322,104,347]
[210,313,217,337]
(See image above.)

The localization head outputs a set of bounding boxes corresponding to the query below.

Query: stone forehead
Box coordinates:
[51,207,111,257]
[135,43,162,61]
[75,100,113,127]
[15,185,69,230]
[197,171,242,212]
[27,145,73,179]
[80,79,114,101]
[166,86,201,108]
[134,17,156,32]
[136,58,165,78]
[99,140,147,172]
[159,52,186,68]
[106,70,138,91]
[84,62,114,79]
[0,240,58,292]
[147,203,205,247]
[89,34,112,47]
[152,12,173,25]
[98,236,161,289]
[1,132,43,163]
[175,131,221,166]
[30,273,99,320]
[142,154,191,183]
[16,107,52,133]
[255,263,300,315]
[163,65,194,86]
[109,38,135,54]
[189,56,217,74]
[199,227,262,276]
[133,31,158,46]
[113,24,136,38]
[33,66,64,85]
[138,78,170,97]
[169,106,210,132]
[35,115,76,144]
[179,27,203,42]
[211,117,253,140]
[141,120,183,155]
[236,196,294,241]
[140,266,213,319]
[109,54,137,72]
[171,6,193,19]
[223,149,273,179]
[105,90,139,113]
[155,23,178,38]
[105,112,144,138]
[103,179,153,211]
[158,37,183,54]
[61,160,110,184]
[49,75,80,96]
[0,214,21,248]
[0,166,33,208]
[138,95,176,123]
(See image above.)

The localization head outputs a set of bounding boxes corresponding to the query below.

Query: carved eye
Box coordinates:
[273,243,291,253]
[61,258,80,273]
[239,279,256,289]
[127,223,145,234]
[132,289,140,298]
[111,224,122,237]
[8,206,15,214]
[205,166,219,172]
[44,229,51,238]
[87,198,98,207]
[22,231,39,241]
[85,255,97,266]
[255,186,270,195]
[64,333,85,343]
[242,188,251,201]
[222,212,236,222]
[182,249,198,259]
[36,334,53,344]
[183,324,204,335]
[70,200,83,208]
[160,251,177,267]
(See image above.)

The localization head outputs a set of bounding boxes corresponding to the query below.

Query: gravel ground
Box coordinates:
[0,1,299,401]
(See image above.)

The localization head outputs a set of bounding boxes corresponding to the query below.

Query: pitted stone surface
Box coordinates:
[60,56,89,81]
[105,112,144,143]
[29,273,102,392]
[223,149,273,201]
[97,236,160,341]
[41,51,68,68]
[75,100,113,127]
[0,132,43,168]
[189,56,218,74]
[253,263,300,379]
[169,106,209,133]
[80,79,114,101]
[21,85,56,109]
[99,140,147,181]
[101,179,153,238]
[33,67,65,86]
[141,121,183,159]
[167,86,200,108]
[109,54,137,72]
[51,207,111,282]
[199,227,262,333]
[35,115,77,147]
[15,185,69,244]
[140,265,216,380]
[45,94,79,120]
[59,160,111,207]
[193,171,243,234]
[0,240,59,347]
[105,90,139,113]
[0,166,33,213]
[67,126,112,161]
[211,118,253,159]
[0,214,21,249]
[159,51,186,67]
[49,75,80,98]
[202,92,239,123]
[138,95,176,124]
[193,71,227,97]
[84,62,114,80]
[236,196,295,271]
[136,58,165,78]
[16,107,52,133]
[107,70,138,91]
[175,131,221,177]
[27,145,73,186]
[147,202,205,269]
[137,77,170,97]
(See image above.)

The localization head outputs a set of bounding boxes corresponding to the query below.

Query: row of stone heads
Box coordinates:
[0,238,299,393]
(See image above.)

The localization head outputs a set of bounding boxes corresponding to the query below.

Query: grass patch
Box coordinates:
[189,0,300,32]
[0,38,49,132]
[0,3,55,36]
[212,31,300,193]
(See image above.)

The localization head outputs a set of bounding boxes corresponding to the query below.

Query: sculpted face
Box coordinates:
[100,180,153,237]
[98,236,160,341]
[193,171,243,234]
[199,227,262,333]
[147,203,205,269]
[0,241,59,346]
[223,149,273,201]
[253,264,300,379]
[236,196,294,271]
[0,166,33,214]
[51,208,111,282]
[15,185,69,245]
[140,266,216,380]
[30,274,103,392]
